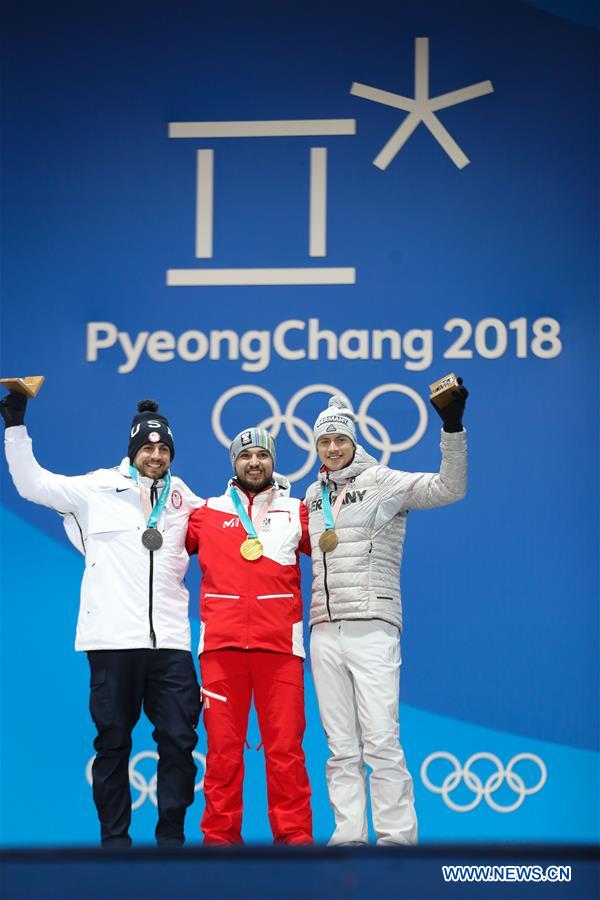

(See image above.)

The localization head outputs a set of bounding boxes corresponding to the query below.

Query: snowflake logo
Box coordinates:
[351,37,494,169]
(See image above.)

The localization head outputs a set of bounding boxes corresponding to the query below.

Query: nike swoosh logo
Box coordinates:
[116,488,129,493]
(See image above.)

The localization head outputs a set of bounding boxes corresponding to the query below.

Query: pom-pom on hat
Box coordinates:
[313,395,357,447]
[128,399,175,463]
[229,427,276,471]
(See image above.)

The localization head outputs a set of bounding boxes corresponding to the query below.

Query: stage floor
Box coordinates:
[1,844,598,900]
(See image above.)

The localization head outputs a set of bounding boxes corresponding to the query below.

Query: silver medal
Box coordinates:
[142,528,163,551]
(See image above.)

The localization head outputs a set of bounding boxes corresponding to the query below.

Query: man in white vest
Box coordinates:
[304,381,468,845]
[1,391,203,847]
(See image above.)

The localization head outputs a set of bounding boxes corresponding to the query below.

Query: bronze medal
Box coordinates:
[240,537,264,561]
[319,529,339,553]
[142,528,163,551]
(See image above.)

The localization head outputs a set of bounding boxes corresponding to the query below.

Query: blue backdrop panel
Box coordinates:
[1,0,598,845]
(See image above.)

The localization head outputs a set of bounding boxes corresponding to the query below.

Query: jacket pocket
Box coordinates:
[201,594,244,649]
[87,508,140,535]
[250,593,296,653]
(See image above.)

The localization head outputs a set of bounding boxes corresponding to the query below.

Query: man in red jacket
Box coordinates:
[186,427,313,845]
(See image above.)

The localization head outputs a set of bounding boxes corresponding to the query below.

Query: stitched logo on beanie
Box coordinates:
[322,415,351,427]
[240,430,252,445]
[326,424,336,432]
[148,432,160,443]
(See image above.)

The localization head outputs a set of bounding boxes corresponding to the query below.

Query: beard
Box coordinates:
[137,460,169,479]
[235,473,273,494]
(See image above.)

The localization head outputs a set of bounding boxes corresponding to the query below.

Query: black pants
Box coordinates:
[87,649,201,847]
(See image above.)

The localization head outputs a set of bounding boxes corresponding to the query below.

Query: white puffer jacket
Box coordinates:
[5,426,203,651]
[304,429,467,630]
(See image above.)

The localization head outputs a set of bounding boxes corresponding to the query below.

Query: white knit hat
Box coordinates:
[313,395,357,447]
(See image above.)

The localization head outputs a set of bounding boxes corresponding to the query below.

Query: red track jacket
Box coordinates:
[186,478,311,658]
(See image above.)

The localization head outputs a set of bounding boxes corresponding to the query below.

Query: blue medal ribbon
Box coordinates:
[229,485,258,538]
[321,483,335,531]
[129,465,171,528]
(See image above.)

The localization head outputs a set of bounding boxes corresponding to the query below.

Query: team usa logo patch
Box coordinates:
[148,432,161,443]
[171,489,183,509]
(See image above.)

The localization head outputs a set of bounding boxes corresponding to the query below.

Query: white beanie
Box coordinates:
[313,395,357,447]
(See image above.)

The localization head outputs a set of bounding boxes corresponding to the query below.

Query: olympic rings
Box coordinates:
[212,383,429,481]
[420,751,547,813]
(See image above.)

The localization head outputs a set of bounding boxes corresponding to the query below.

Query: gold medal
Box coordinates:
[319,530,339,553]
[240,537,264,561]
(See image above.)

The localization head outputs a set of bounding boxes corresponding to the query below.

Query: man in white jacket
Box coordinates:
[1,392,203,847]
[304,381,468,846]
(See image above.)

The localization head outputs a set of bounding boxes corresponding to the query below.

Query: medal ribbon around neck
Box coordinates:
[229,485,273,560]
[321,482,349,530]
[319,482,349,552]
[129,465,171,529]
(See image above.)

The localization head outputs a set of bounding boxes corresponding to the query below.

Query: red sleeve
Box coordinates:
[299,501,311,556]
[186,508,201,555]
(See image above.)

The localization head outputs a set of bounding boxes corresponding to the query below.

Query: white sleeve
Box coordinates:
[188,491,206,512]
[376,429,468,510]
[4,425,91,514]
[171,476,206,512]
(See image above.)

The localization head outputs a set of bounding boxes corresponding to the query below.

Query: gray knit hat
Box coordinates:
[229,427,276,470]
[313,395,357,447]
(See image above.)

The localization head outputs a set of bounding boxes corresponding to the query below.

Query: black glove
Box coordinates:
[0,391,28,428]
[431,377,468,433]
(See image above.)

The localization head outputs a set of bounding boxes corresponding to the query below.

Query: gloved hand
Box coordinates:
[431,377,468,433]
[0,391,28,428]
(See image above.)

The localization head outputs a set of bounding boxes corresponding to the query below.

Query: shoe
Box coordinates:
[334,841,368,847]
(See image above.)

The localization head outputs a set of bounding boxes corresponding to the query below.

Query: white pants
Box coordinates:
[310,619,418,846]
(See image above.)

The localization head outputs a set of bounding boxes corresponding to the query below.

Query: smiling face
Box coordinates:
[317,434,355,471]
[133,442,171,479]
[235,447,274,494]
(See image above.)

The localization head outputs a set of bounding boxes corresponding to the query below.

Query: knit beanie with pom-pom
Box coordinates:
[313,395,357,447]
[128,399,175,462]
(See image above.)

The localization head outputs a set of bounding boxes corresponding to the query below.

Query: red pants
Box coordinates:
[199,649,313,845]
